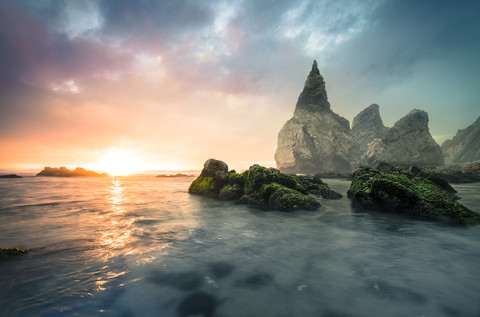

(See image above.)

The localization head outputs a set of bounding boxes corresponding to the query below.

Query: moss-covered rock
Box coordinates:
[0,248,28,260]
[297,175,342,199]
[189,159,341,211]
[188,176,220,197]
[219,184,244,200]
[348,167,480,224]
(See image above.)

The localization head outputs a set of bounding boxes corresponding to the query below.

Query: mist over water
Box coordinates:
[0,176,479,316]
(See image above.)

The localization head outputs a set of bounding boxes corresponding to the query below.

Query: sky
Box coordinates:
[1,0,479,173]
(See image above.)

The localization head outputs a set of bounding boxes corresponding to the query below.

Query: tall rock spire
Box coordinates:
[295,60,330,113]
[275,61,359,173]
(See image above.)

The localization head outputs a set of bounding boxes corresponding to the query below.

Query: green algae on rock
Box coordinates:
[0,248,28,260]
[347,166,480,225]
[189,159,342,211]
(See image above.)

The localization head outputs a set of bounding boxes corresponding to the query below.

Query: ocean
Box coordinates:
[0,175,479,317]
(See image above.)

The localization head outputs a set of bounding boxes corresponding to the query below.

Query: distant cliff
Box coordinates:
[275,61,359,173]
[36,167,109,177]
[442,116,480,165]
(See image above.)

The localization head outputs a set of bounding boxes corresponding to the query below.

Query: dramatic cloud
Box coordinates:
[1,0,479,171]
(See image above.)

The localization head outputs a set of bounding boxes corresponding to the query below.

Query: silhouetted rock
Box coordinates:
[275,60,359,174]
[0,174,22,178]
[352,104,389,154]
[442,116,480,165]
[36,167,109,177]
[348,167,479,224]
[189,158,342,211]
[156,173,194,178]
[365,110,444,167]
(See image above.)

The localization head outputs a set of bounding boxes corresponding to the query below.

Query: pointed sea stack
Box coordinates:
[275,61,359,173]
[442,116,480,165]
[351,104,389,154]
[366,109,444,166]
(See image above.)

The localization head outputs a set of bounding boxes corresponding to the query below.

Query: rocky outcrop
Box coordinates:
[351,104,389,154]
[365,109,444,166]
[36,167,109,177]
[0,174,22,178]
[347,165,480,225]
[156,173,194,178]
[442,116,480,165]
[275,61,359,174]
[0,248,28,260]
[188,158,342,211]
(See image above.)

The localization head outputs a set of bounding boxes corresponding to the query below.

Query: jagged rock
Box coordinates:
[347,167,480,225]
[442,116,480,165]
[365,109,444,167]
[275,61,359,173]
[36,167,109,177]
[352,104,390,154]
[189,159,342,211]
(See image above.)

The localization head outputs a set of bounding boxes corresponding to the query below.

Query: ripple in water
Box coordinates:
[0,176,479,316]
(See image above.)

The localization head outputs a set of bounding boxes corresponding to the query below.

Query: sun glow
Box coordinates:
[93,149,140,176]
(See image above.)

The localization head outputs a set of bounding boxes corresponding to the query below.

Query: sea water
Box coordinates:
[0,176,479,317]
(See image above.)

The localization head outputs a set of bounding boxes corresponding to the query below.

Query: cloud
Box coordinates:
[1,0,479,169]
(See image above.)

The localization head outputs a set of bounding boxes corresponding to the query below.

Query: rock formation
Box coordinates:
[365,109,444,166]
[0,174,22,178]
[351,104,389,154]
[188,158,342,211]
[36,167,109,177]
[441,116,480,165]
[348,165,480,225]
[275,61,359,173]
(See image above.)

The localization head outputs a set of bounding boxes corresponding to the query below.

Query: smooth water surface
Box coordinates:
[0,176,479,316]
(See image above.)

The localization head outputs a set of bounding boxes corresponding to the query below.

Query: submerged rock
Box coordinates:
[36,167,109,177]
[189,159,342,211]
[275,60,359,174]
[365,110,444,167]
[347,166,480,224]
[0,248,28,260]
[442,116,480,165]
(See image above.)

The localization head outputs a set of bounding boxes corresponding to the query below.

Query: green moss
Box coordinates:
[297,175,342,199]
[348,168,480,224]
[188,176,219,197]
[0,248,28,259]
[226,172,245,186]
[241,182,320,211]
[243,166,275,194]
[189,161,339,212]
[219,184,244,200]
[265,183,320,211]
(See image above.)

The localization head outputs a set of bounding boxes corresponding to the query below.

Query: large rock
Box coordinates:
[189,159,342,211]
[275,61,359,173]
[442,116,480,165]
[365,109,444,166]
[351,104,389,154]
[347,166,480,225]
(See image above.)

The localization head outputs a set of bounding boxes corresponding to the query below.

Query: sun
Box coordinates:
[94,149,139,176]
